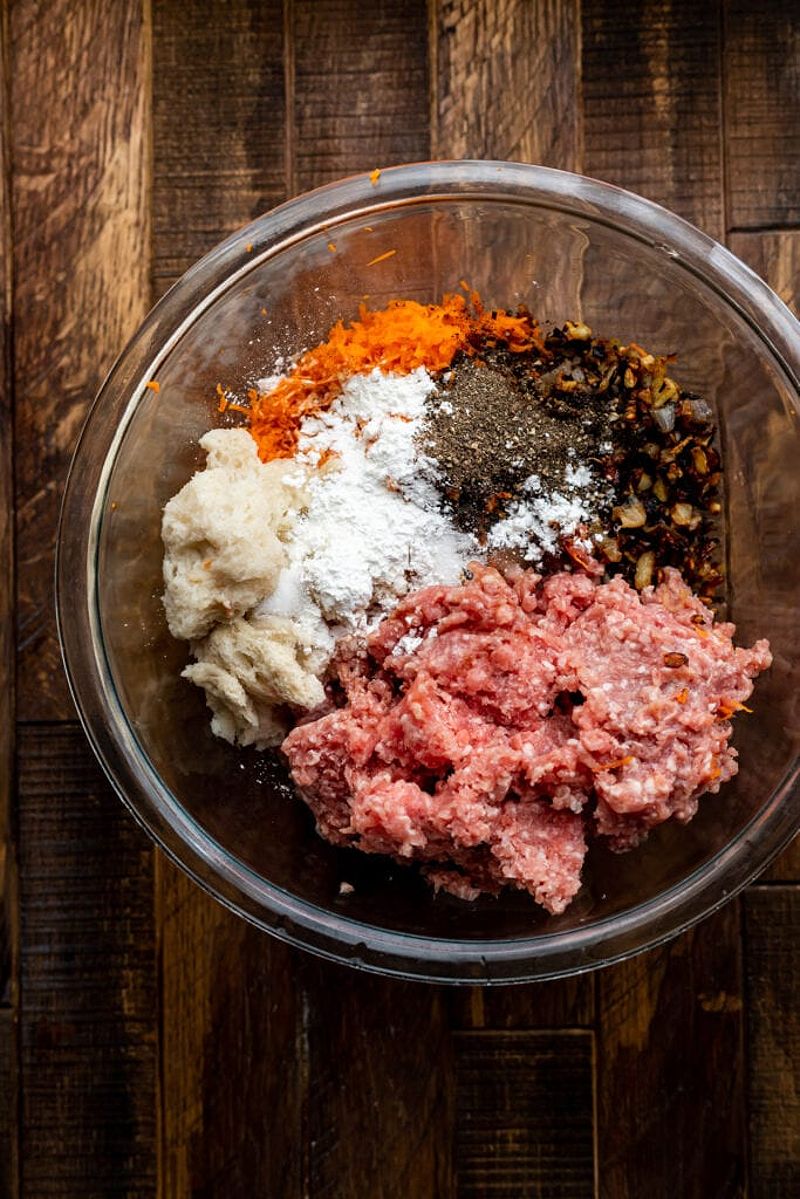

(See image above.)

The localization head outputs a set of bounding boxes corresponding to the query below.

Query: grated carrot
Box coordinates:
[369,168,381,185]
[366,249,397,267]
[145,380,160,393]
[716,699,753,719]
[246,293,543,462]
[592,755,634,772]
[675,688,689,704]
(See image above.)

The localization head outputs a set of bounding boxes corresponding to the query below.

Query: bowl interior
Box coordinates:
[94,192,800,948]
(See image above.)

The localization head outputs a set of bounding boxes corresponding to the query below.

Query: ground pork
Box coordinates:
[282,564,771,914]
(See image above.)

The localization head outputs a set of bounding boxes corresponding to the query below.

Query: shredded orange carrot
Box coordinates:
[675,688,689,704]
[245,242,254,253]
[327,241,337,253]
[592,755,634,772]
[145,380,160,393]
[366,249,397,267]
[716,698,753,720]
[246,293,543,462]
[369,168,381,185]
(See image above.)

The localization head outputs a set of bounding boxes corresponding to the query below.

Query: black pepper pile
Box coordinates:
[419,314,723,600]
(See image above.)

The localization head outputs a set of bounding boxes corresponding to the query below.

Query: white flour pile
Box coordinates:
[257,367,477,646]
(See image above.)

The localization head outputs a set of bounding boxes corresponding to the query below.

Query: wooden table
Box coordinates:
[1,2,798,1195]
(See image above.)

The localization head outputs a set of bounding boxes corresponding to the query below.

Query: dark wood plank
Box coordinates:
[433,0,581,168]
[292,0,430,193]
[729,231,800,318]
[728,230,800,882]
[301,961,455,1198]
[724,0,800,230]
[743,887,800,1198]
[596,904,746,1199]
[152,0,287,293]
[0,3,19,1194]
[11,0,152,719]
[582,0,724,239]
[449,977,594,1031]
[0,1010,17,1199]
[18,725,156,1198]
[761,834,800,885]
[158,866,306,1198]
[454,1031,595,1198]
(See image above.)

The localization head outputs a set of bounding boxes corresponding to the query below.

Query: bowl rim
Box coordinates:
[57,159,800,984]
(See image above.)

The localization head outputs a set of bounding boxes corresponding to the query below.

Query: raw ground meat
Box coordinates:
[282,564,771,914]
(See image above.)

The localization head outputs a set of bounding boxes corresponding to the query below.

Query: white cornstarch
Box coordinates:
[487,469,606,562]
[257,367,478,636]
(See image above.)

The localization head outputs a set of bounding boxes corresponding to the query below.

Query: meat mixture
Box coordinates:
[162,292,773,914]
[283,565,771,914]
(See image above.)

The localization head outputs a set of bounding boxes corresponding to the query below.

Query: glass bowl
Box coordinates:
[57,161,800,984]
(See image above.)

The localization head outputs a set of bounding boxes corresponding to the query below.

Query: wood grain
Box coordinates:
[449,976,594,1032]
[596,904,747,1199]
[158,867,306,1198]
[582,0,724,238]
[0,1009,17,1199]
[724,0,800,230]
[433,0,581,169]
[744,887,800,1198]
[0,2,18,1193]
[18,725,156,1198]
[454,1031,595,1198]
[729,231,800,319]
[151,0,287,293]
[291,0,430,193]
[11,0,151,719]
[301,961,455,1197]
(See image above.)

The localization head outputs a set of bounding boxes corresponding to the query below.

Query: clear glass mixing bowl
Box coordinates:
[57,162,800,983]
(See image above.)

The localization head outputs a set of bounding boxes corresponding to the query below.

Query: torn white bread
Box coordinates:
[161,429,301,641]
[183,614,327,749]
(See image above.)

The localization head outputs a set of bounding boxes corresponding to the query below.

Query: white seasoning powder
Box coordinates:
[257,368,478,634]
[487,470,604,562]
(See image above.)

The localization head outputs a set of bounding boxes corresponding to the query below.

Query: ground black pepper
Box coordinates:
[419,314,723,599]
[422,351,614,538]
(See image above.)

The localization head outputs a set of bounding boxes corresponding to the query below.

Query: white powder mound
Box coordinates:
[487,472,595,562]
[161,429,302,641]
[258,367,478,631]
